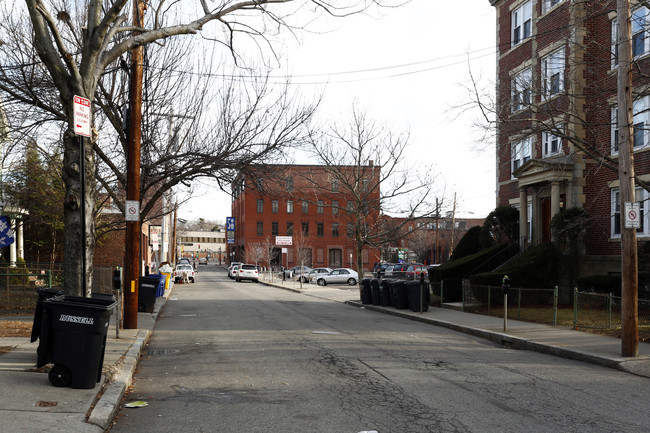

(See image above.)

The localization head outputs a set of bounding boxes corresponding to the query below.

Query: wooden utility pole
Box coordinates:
[616,0,639,357]
[124,0,146,329]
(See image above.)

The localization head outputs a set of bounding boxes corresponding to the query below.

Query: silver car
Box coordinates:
[307,267,333,284]
[316,268,359,286]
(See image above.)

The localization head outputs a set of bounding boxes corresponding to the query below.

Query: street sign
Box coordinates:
[73,95,91,137]
[226,217,235,231]
[125,200,139,222]
[624,202,641,229]
[276,236,292,246]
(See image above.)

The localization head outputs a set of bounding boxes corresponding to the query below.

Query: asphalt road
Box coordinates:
[109,265,650,433]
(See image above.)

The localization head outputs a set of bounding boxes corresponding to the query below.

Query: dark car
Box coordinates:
[390,263,409,278]
[373,262,393,278]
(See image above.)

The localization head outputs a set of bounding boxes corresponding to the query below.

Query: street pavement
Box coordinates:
[1,268,650,432]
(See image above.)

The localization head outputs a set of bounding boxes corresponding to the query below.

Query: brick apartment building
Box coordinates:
[489,0,650,274]
[229,165,381,271]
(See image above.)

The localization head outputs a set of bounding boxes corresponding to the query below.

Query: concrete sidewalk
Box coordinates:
[2,275,650,433]
[266,277,650,378]
[0,292,166,432]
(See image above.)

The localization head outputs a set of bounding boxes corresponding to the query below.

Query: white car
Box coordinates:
[293,266,313,282]
[316,268,359,286]
[236,264,259,282]
[307,267,333,284]
[228,262,241,279]
[199,257,208,265]
[174,264,195,283]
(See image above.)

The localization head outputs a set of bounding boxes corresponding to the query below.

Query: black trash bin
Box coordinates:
[380,279,393,307]
[407,280,430,312]
[370,279,381,305]
[361,278,373,304]
[392,280,409,309]
[38,295,117,389]
[31,288,64,343]
[138,275,164,312]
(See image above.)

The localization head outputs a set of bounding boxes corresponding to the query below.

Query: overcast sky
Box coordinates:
[178,0,497,223]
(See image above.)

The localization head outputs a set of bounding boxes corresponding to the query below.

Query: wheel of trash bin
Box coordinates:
[49,364,72,387]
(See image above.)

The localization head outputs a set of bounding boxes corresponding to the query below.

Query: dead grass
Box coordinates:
[0,321,32,338]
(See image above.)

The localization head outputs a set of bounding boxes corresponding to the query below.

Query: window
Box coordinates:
[511,136,532,175]
[612,97,649,154]
[255,178,263,191]
[317,200,324,214]
[612,187,648,236]
[287,222,294,236]
[302,200,308,214]
[332,178,339,192]
[272,222,279,236]
[332,223,339,237]
[612,7,650,67]
[302,222,309,235]
[317,222,324,236]
[542,0,564,14]
[512,1,532,47]
[543,130,562,157]
[511,67,532,112]
[347,223,354,237]
[287,200,294,214]
[257,199,263,213]
[542,48,564,97]
[332,200,339,215]
[286,176,294,192]
[272,199,279,214]
[347,201,354,212]
[257,222,263,236]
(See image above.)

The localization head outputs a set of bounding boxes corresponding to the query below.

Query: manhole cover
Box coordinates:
[146,349,180,356]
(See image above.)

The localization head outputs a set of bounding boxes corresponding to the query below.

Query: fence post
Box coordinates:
[517,287,522,320]
[608,292,613,330]
[461,279,465,312]
[440,280,444,305]
[553,285,558,326]
[487,284,491,316]
[47,270,52,288]
[573,287,578,329]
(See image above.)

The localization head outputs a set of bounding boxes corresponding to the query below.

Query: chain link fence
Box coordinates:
[431,279,650,341]
[0,263,115,314]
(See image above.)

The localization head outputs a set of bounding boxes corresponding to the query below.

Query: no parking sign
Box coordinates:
[624,202,641,229]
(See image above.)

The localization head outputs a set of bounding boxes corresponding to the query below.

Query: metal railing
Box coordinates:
[430,279,650,341]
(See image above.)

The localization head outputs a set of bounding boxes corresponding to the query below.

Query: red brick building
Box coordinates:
[229,164,381,272]
[489,0,650,274]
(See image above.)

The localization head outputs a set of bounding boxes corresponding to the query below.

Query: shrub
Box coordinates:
[479,206,519,249]
[428,242,519,282]
[450,225,482,261]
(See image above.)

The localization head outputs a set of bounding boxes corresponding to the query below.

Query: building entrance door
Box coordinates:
[329,248,342,268]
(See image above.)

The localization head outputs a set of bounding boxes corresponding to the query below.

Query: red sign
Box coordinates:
[73,95,91,137]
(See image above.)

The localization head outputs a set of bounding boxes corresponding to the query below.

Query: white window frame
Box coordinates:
[542,130,562,157]
[612,7,650,69]
[512,67,532,112]
[611,97,649,155]
[611,187,648,237]
[512,1,532,47]
[542,48,565,98]
[511,136,532,176]
[542,0,564,14]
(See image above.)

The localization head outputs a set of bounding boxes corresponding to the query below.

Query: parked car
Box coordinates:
[174,263,195,283]
[372,262,392,278]
[236,264,259,283]
[199,257,208,265]
[405,263,427,279]
[228,262,241,279]
[179,258,191,265]
[293,266,313,282]
[390,263,409,278]
[307,267,333,284]
[316,268,359,286]
[384,264,395,277]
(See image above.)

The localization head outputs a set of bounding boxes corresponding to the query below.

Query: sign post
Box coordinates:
[73,95,91,296]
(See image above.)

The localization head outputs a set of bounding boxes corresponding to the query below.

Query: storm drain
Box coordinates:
[146,348,180,356]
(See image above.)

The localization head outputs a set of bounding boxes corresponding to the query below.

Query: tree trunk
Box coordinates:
[62,128,96,296]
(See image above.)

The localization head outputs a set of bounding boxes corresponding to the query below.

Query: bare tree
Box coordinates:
[246,241,266,267]
[306,105,442,279]
[0,0,401,294]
